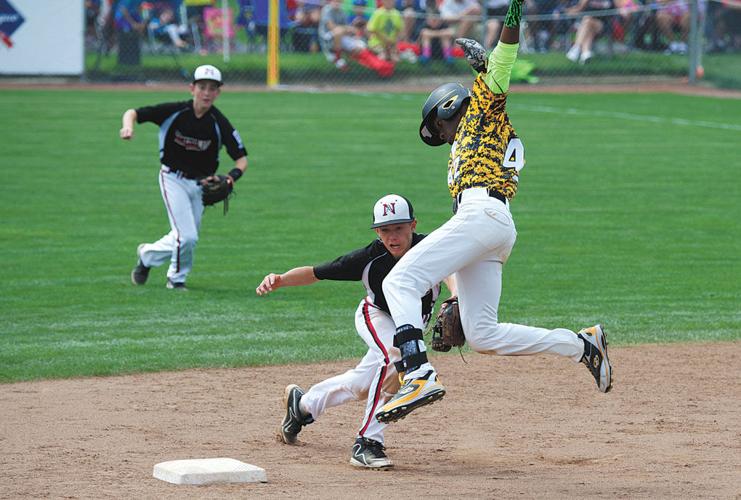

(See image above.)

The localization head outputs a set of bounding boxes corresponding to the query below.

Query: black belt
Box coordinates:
[162,166,200,180]
[453,188,506,214]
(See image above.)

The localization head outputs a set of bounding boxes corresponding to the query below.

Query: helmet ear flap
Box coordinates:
[419,114,441,146]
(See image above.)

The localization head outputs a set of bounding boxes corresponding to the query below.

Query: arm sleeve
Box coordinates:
[313,241,383,281]
[215,112,248,160]
[135,101,188,125]
[483,42,519,94]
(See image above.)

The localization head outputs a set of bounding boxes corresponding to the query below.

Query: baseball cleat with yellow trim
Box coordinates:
[578,324,612,393]
[375,370,445,423]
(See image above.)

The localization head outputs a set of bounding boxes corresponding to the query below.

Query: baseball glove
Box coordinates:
[430,297,465,352]
[201,175,233,209]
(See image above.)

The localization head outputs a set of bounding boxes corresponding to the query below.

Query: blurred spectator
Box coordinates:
[524,0,563,51]
[350,0,371,39]
[149,4,189,49]
[483,0,509,49]
[318,0,396,75]
[632,0,664,51]
[367,0,404,61]
[655,0,689,53]
[292,0,322,52]
[612,0,640,48]
[707,0,741,52]
[115,0,146,65]
[565,0,614,63]
[439,0,482,39]
[319,0,367,68]
[418,5,455,64]
[398,0,425,42]
[86,0,101,44]
[185,0,215,54]
[203,5,235,52]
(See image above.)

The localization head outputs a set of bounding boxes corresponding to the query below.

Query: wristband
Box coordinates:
[504,0,524,28]
[228,168,243,182]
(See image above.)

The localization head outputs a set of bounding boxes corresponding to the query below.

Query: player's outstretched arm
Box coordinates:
[256,266,319,295]
[120,109,137,140]
[484,0,523,94]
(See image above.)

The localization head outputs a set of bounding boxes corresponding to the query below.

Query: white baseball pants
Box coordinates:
[300,299,401,444]
[383,187,583,374]
[137,167,203,284]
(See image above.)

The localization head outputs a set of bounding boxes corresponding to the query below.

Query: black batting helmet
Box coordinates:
[418,83,471,146]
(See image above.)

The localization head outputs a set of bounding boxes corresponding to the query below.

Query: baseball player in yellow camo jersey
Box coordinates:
[375,0,613,425]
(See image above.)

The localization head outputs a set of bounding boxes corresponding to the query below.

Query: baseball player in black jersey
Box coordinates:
[256,194,454,469]
[121,64,248,290]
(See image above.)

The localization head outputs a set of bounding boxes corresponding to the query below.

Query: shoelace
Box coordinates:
[361,439,387,457]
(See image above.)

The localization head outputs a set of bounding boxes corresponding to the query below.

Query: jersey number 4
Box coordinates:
[503,138,525,171]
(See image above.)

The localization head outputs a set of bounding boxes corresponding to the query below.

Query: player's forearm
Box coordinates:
[280,266,320,288]
[503,0,524,39]
[120,109,138,139]
[122,109,137,128]
[228,156,247,183]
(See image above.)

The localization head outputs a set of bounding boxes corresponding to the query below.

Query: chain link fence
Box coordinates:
[85,0,741,88]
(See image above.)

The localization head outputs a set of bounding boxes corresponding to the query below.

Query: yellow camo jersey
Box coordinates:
[447,75,522,200]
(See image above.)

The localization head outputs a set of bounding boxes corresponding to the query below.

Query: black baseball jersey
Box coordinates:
[135,100,247,177]
[313,234,441,325]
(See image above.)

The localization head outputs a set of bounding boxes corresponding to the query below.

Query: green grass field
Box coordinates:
[1,89,739,383]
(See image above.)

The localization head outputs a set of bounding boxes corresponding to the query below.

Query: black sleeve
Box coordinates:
[135,101,189,126]
[213,107,248,160]
[313,240,386,281]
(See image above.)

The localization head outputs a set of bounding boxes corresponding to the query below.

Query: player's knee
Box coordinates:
[179,233,199,249]
[463,317,501,353]
[381,275,400,298]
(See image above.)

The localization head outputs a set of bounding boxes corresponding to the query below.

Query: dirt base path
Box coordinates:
[1,342,739,499]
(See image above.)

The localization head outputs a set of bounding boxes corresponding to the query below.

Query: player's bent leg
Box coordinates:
[300,357,375,419]
[278,384,314,445]
[354,302,398,438]
[578,324,612,393]
[456,257,584,359]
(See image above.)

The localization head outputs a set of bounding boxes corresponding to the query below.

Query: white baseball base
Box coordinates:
[153,458,267,485]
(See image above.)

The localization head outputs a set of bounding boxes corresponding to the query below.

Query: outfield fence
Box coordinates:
[84,0,740,88]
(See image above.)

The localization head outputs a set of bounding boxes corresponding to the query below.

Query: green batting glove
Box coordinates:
[504,0,524,28]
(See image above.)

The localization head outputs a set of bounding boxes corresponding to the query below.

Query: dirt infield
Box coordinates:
[1,342,739,499]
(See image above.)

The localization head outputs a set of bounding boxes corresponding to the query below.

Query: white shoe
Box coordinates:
[579,50,593,64]
[566,45,580,62]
